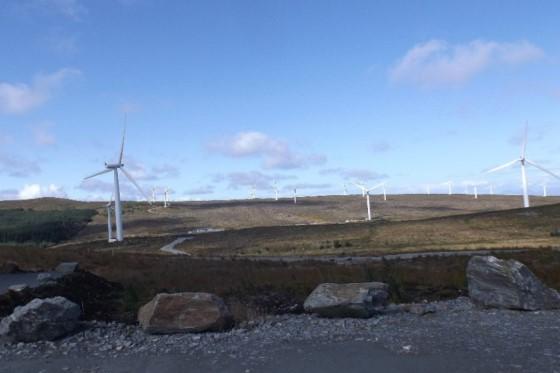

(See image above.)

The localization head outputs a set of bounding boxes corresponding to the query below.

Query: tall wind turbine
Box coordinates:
[293,188,297,204]
[151,187,156,204]
[542,183,548,197]
[486,124,560,208]
[84,126,150,242]
[353,182,385,221]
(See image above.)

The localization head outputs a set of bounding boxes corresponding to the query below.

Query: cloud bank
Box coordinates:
[208,131,326,169]
[390,39,543,87]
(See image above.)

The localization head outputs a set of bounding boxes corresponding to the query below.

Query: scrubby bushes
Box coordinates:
[0,208,96,244]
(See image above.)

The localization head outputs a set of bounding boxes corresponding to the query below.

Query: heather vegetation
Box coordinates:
[0,209,97,245]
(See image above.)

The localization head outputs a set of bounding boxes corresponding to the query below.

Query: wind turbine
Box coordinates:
[353,182,385,221]
[164,187,170,208]
[473,185,478,199]
[486,124,560,208]
[343,183,348,196]
[250,184,256,199]
[489,184,494,195]
[542,183,548,197]
[293,188,297,204]
[443,181,453,195]
[84,125,150,242]
[151,187,156,204]
[378,182,387,201]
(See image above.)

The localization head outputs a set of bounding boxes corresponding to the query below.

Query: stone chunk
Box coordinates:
[0,297,81,343]
[303,282,389,318]
[138,292,233,334]
[467,256,560,310]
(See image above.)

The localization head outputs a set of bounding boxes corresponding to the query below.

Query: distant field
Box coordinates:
[1,195,560,256]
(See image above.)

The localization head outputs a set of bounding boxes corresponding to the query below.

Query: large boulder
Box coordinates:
[467,256,560,310]
[138,292,233,334]
[304,282,389,318]
[0,297,81,343]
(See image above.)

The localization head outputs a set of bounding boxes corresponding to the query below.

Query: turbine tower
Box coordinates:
[293,188,297,204]
[106,194,115,243]
[151,187,156,204]
[486,124,560,208]
[84,125,150,242]
[542,183,548,197]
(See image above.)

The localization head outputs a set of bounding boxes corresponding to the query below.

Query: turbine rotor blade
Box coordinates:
[84,169,111,180]
[526,160,560,180]
[118,124,126,164]
[120,168,151,202]
[485,159,519,174]
[369,182,386,191]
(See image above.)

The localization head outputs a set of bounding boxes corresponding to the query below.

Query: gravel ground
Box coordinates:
[1,297,559,373]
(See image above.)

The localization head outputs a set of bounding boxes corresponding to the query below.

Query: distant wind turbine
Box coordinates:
[151,187,156,204]
[443,181,453,195]
[542,183,548,197]
[353,182,385,221]
[273,180,279,201]
[84,125,150,242]
[293,188,297,204]
[164,187,170,208]
[486,124,560,208]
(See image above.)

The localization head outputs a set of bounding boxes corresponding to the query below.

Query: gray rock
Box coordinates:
[0,297,81,343]
[467,255,560,311]
[138,292,233,334]
[303,282,389,318]
[55,262,79,274]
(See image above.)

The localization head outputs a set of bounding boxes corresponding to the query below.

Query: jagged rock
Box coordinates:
[0,297,81,343]
[467,256,560,311]
[303,282,389,318]
[55,262,79,275]
[138,292,233,334]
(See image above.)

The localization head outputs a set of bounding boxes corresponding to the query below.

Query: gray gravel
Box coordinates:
[1,297,559,373]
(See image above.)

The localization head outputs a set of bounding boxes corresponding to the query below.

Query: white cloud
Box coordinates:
[0,68,81,114]
[125,159,180,181]
[390,39,544,87]
[208,131,326,169]
[18,183,67,200]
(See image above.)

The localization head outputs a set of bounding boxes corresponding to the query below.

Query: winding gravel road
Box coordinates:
[1,298,559,373]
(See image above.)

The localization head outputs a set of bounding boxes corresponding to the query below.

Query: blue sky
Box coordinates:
[1,0,560,201]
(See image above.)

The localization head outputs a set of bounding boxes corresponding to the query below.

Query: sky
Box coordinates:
[1,0,560,201]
